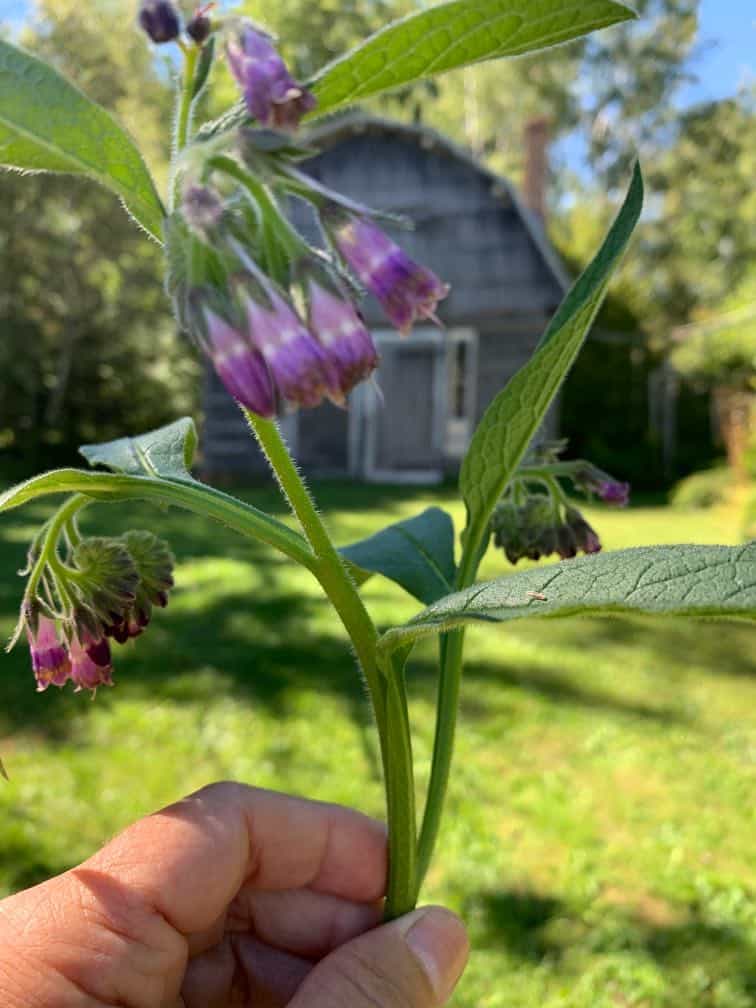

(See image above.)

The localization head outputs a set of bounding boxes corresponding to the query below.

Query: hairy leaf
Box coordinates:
[0,40,164,241]
[197,0,635,139]
[310,0,635,118]
[459,162,643,569]
[80,418,198,482]
[340,507,456,605]
[378,544,756,655]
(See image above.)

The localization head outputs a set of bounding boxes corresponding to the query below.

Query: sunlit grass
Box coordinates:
[0,482,753,1007]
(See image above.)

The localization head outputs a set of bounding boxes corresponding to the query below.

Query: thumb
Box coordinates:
[291,905,469,1007]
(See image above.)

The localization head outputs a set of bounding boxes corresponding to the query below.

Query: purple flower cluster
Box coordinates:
[492,497,602,566]
[227,23,316,131]
[22,532,174,695]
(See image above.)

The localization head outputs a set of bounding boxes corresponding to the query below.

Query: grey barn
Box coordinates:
[202,115,568,482]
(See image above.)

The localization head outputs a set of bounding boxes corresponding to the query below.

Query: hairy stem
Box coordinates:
[245,412,420,918]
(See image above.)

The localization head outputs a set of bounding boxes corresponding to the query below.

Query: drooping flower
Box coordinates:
[198,305,277,418]
[564,508,602,555]
[595,479,630,506]
[240,283,337,410]
[324,210,449,335]
[69,632,113,693]
[26,613,71,692]
[226,22,316,130]
[304,275,379,402]
[574,464,630,507]
[138,0,181,43]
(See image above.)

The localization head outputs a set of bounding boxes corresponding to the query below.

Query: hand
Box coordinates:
[0,781,469,1006]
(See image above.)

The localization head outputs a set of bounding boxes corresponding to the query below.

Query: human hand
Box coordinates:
[0,781,469,1006]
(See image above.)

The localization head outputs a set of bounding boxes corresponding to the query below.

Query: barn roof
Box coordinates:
[305,113,571,296]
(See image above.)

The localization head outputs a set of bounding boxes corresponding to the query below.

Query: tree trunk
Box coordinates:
[712,385,753,481]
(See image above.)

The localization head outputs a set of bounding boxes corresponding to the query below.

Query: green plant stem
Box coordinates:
[175,45,199,155]
[245,412,419,918]
[26,495,90,600]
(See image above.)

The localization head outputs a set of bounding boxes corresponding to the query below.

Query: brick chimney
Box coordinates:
[523,117,550,220]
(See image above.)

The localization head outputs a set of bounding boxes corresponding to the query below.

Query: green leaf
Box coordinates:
[459,162,643,569]
[192,36,216,100]
[340,507,456,605]
[0,40,164,241]
[378,544,756,656]
[80,418,198,482]
[196,0,634,141]
[1,420,313,568]
[309,0,636,118]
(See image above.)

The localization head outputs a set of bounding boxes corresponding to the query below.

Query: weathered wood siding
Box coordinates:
[201,120,565,480]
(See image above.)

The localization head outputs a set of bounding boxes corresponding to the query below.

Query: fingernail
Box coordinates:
[401,906,469,1003]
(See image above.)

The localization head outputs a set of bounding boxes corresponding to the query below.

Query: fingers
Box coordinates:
[86,781,387,936]
[229,887,383,958]
[290,906,469,1008]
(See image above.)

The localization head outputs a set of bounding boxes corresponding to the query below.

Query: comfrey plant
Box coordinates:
[1,1,754,921]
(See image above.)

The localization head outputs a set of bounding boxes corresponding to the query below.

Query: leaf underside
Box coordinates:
[80,418,198,481]
[379,544,756,655]
[0,39,164,241]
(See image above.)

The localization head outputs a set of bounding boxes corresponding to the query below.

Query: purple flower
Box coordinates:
[596,479,630,507]
[182,184,225,234]
[565,508,602,556]
[241,286,336,410]
[27,615,71,692]
[201,308,277,418]
[326,212,449,335]
[305,279,379,402]
[138,0,181,43]
[69,632,113,693]
[226,23,316,130]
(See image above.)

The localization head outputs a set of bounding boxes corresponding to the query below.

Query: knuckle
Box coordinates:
[315,945,421,1008]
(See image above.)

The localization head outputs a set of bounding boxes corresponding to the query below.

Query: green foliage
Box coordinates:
[0,0,193,470]
[80,418,199,482]
[670,466,734,510]
[0,39,163,241]
[379,544,756,657]
[461,164,643,562]
[0,488,754,1007]
[309,0,635,118]
[340,507,456,604]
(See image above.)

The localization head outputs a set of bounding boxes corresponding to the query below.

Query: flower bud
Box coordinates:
[324,209,449,335]
[70,538,139,633]
[106,531,175,641]
[565,508,602,555]
[226,22,315,130]
[574,463,630,507]
[138,0,181,44]
[182,184,225,235]
[187,8,213,44]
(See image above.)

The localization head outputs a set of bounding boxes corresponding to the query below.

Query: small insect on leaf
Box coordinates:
[526,591,548,601]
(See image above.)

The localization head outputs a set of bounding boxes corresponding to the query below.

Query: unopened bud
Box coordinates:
[139,0,181,44]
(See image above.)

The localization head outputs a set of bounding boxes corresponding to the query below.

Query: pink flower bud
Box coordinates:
[27,615,71,692]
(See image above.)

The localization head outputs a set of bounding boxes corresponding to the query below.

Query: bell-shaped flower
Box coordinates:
[26,613,71,692]
[226,22,315,130]
[241,286,336,409]
[324,210,449,335]
[565,508,602,555]
[197,303,277,418]
[69,632,113,693]
[303,274,379,403]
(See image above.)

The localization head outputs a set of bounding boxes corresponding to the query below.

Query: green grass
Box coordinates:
[0,481,754,1007]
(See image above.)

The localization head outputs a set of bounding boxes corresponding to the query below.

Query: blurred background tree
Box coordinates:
[0,0,197,473]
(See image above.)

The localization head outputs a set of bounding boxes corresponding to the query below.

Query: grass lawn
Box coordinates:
[0,480,754,1007]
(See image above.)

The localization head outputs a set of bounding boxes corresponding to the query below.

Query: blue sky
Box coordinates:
[1,0,753,105]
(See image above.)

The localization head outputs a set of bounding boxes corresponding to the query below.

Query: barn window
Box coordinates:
[446,329,478,460]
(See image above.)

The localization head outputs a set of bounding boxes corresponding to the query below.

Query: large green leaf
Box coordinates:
[0,422,312,567]
[197,0,634,140]
[340,507,456,605]
[459,162,643,569]
[378,544,756,655]
[310,0,635,118]
[0,40,164,241]
[80,418,198,482]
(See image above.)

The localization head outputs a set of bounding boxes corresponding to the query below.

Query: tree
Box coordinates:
[0,0,197,470]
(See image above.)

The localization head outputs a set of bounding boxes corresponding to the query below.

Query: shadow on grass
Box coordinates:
[470,885,756,1003]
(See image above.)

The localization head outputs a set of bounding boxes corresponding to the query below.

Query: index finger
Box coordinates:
[85,781,387,936]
